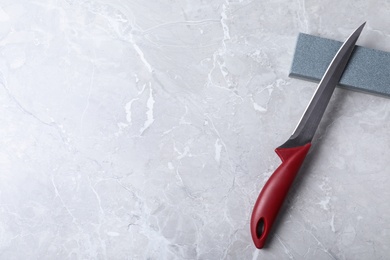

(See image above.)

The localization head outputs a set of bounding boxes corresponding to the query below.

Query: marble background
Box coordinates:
[0,0,389,259]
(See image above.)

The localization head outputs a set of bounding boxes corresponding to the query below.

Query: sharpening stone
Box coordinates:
[290,33,390,97]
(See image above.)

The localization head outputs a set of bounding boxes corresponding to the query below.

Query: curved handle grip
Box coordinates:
[250,143,311,249]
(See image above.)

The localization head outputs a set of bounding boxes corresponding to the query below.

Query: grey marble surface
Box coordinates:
[0,0,389,259]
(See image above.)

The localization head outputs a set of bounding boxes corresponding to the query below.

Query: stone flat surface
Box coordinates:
[290,33,390,97]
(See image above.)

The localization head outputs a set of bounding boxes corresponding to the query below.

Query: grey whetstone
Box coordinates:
[290,33,390,97]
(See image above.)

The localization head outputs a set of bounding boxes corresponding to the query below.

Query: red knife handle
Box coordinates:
[250,142,311,249]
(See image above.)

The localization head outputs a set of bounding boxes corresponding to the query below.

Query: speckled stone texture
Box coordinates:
[0,0,389,259]
[290,33,390,97]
